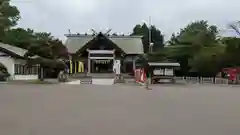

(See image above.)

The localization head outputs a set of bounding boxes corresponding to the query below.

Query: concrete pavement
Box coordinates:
[0,84,240,135]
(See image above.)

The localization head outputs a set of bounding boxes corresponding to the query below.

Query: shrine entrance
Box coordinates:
[87,49,115,73]
[91,59,113,73]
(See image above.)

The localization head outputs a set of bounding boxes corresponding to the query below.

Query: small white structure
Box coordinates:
[148,62,180,84]
[0,43,39,80]
[113,59,121,75]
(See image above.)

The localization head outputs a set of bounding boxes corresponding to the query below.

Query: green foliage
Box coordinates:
[1,28,69,60]
[131,23,164,52]
[2,28,35,49]
[0,0,20,37]
[1,1,240,78]
[146,20,240,76]
[0,0,68,67]
[221,37,240,67]
[188,46,225,76]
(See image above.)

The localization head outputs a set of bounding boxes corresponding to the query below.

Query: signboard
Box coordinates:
[153,68,173,76]
[165,68,173,76]
[94,60,111,64]
[153,69,164,75]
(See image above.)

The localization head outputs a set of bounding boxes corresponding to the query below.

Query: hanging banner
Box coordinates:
[67,60,84,74]
[135,68,146,84]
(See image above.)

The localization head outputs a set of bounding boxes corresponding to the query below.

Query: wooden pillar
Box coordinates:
[87,49,90,74]
[113,49,115,73]
[113,49,115,60]
[133,56,136,71]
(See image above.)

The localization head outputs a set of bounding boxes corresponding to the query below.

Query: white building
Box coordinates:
[0,43,39,80]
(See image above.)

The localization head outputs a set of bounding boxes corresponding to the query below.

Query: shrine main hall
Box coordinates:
[64,32,144,74]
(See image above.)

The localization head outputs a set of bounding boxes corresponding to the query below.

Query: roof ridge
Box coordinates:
[65,34,95,37]
[65,34,143,38]
[109,35,143,38]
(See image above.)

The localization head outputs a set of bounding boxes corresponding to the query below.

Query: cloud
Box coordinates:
[11,0,240,41]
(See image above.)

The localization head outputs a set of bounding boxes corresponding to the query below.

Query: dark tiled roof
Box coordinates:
[64,34,144,54]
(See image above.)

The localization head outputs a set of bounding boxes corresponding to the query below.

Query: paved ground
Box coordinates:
[0,84,240,135]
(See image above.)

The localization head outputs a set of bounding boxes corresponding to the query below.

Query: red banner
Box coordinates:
[135,68,146,83]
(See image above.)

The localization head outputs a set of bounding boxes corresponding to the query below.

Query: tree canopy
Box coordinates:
[0,1,68,72]
[147,20,240,76]
[0,0,20,37]
[131,23,164,53]
[1,0,240,77]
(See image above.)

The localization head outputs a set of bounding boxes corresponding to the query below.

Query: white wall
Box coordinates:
[13,58,38,80]
[14,75,38,80]
[0,56,38,80]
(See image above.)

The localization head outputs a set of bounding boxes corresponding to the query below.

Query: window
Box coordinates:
[14,64,39,75]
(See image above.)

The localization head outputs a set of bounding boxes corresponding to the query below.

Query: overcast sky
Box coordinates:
[11,0,240,41]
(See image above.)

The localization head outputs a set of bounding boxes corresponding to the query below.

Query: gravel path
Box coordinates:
[0,84,240,135]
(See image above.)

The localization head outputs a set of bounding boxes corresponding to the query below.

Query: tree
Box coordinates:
[221,37,240,67]
[2,28,35,49]
[131,23,164,53]
[1,27,68,60]
[0,0,20,38]
[166,20,220,76]
[188,46,225,76]
[25,38,69,60]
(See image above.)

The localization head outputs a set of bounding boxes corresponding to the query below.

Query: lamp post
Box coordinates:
[149,42,154,53]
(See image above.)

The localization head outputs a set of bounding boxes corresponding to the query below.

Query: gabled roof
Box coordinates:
[0,42,27,57]
[65,35,93,54]
[0,42,38,59]
[65,34,144,54]
[76,34,126,55]
[109,35,144,54]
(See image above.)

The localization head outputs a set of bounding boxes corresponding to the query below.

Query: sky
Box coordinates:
[11,0,240,41]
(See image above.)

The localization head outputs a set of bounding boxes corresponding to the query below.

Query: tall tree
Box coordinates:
[132,23,164,53]
[166,20,220,76]
[0,0,20,38]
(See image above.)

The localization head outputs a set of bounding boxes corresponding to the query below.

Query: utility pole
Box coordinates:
[148,16,153,53]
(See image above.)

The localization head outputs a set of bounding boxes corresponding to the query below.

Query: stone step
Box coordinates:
[65,80,81,84]
[115,80,125,83]
[124,78,136,84]
[92,79,114,85]
[81,82,92,84]
[80,79,92,84]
